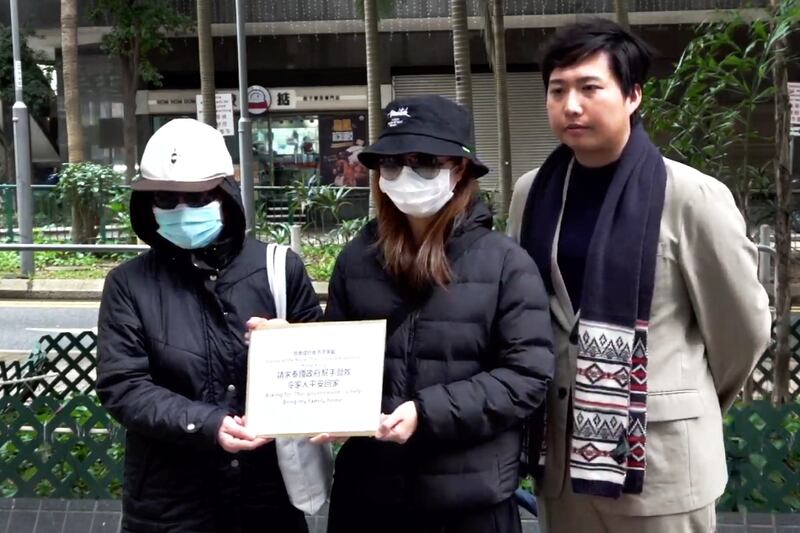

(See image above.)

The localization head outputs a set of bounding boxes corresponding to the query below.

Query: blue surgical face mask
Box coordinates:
[153,200,223,249]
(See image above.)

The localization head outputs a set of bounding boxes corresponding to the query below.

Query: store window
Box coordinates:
[252,113,368,187]
[252,116,317,186]
[150,112,369,188]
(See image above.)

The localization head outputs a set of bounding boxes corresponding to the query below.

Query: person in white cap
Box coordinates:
[96,118,322,533]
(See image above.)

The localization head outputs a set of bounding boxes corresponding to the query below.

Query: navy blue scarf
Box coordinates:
[520,123,666,498]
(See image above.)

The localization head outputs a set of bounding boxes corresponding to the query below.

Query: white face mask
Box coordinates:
[379,166,455,218]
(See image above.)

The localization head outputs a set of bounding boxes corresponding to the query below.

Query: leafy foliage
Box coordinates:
[0,229,134,278]
[0,25,54,120]
[287,175,321,223]
[92,0,191,87]
[334,216,369,243]
[640,4,800,228]
[107,187,134,243]
[263,222,291,245]
[261,178,368,280]
[287,175,357,233]
[313,184,352,225]
[302,242,344,282]
[56,163,123,244]
[56,163,121,213]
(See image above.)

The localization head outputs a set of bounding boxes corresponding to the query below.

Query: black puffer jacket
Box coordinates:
[325,201,554,511]
[96,177,322,532]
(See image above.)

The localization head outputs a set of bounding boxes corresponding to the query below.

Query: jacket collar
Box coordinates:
[362,197,493,297]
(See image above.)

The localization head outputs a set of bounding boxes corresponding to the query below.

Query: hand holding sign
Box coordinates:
[246,320,386,437]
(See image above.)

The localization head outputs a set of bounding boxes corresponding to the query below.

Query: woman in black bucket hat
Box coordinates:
[313,95,555,533]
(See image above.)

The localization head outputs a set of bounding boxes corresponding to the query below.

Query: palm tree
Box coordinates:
[95,0,190,184]
[360,0,387,216]
[451,0,473,115]
[614,0,630,29]
[363,0,382,154]
[197,0,216,128]
[482,0,512,216]
[61,0,84,162]
[770,0,794,404]
[62,0,89,243]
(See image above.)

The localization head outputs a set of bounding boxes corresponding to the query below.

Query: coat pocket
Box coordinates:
[647,389,703,422]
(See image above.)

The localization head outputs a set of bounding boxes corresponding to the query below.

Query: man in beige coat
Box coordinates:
[508,19,771,532]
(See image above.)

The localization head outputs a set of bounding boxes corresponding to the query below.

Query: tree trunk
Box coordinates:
[0,128,15,184]
[614,0,630,29]
[451,0,473,116]
[364,0,382,217]
[120,57,138,184]
[70,203,95,244]
[61,0,84,162]
[491,0,512,217]
[771,0,792,405]
[197,0,216,128]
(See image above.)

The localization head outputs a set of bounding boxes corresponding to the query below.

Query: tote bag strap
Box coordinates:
[266,243,288,319]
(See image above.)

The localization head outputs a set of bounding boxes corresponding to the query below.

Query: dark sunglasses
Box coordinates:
[378,153,451,180]
[153,190,217,210]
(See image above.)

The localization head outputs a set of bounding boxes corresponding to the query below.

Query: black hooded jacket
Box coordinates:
[325,201,554,512]
[96,177,322,532]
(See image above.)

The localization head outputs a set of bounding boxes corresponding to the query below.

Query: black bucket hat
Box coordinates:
[358,95,490,177]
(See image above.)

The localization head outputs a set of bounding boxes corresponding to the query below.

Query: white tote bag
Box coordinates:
[266,243,334,515]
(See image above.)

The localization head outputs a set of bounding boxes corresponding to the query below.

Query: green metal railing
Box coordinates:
[1,185,73,242]
[0,184,371,243]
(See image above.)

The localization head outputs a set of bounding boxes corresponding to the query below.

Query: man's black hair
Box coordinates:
[541,18,654,97]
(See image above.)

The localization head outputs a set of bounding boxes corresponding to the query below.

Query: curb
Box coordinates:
[0,278,329,301]
[0,279,105,300]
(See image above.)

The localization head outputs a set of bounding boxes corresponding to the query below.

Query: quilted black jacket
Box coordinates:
[325,200,555,511]
[96,177,321,532]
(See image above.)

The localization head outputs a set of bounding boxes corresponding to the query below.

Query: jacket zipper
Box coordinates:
[405,311,419,399]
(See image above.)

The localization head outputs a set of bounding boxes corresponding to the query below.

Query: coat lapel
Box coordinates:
[549,160,577,333]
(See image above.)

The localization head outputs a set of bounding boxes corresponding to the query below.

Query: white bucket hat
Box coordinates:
[133,118,234,192]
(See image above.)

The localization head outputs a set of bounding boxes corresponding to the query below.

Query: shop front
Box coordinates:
[136,84,392,188]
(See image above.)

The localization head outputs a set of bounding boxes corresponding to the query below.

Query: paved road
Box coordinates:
[0,300,99,359]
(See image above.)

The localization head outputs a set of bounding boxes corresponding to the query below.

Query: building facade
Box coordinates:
[2,0,786,192]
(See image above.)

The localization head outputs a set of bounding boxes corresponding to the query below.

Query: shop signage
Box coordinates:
[248,85,271,115]
[196,93,235,136]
